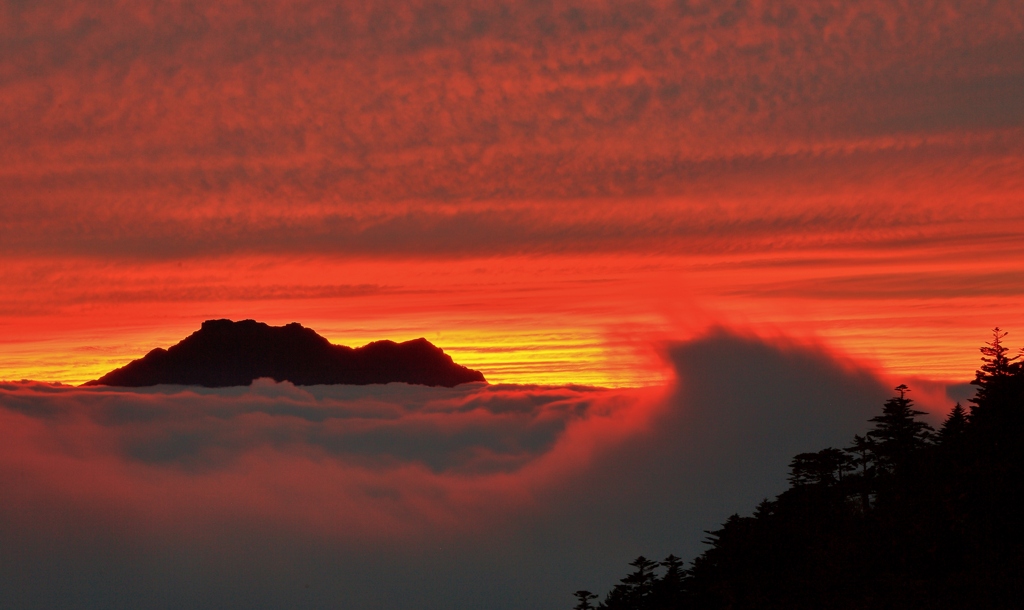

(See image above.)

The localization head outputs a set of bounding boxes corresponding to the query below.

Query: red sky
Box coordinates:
[2,4,1023,608]
[2,0,1024,385]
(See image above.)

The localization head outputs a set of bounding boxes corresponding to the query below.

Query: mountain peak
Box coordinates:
[85,319,486,388]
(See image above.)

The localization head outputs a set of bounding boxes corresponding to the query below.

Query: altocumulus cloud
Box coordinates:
[0,330,920,609]
[2,0,1022,261]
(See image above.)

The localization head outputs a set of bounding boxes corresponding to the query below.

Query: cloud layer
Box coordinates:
[1,0,1022,256]
[0,330,933,609]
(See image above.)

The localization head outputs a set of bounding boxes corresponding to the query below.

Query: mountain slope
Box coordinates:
[85,319,486,388]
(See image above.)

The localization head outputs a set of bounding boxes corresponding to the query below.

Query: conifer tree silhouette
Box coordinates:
[969,327,1022,432]
[658,554,684,587]
[787,447,853,487]
[601,556,659,609]
[573,590,598,610]
[973,328,1018,387]
[653,554,686,608]
[939,402,968,442]
[866,384,933,476]
[845,433,875,511]
[623,556,658,603]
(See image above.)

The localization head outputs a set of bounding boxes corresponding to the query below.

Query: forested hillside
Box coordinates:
[577,329,1024,610]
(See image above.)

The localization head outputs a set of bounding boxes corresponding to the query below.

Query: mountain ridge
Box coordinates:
[85,319,486,388]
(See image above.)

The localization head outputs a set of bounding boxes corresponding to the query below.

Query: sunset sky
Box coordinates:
[3,0,1023,387]
[2,1,1023,608]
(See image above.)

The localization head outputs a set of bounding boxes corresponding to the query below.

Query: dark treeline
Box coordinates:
[575,329,1024,609]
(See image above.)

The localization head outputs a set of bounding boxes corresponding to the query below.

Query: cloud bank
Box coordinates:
[0,330,932,609]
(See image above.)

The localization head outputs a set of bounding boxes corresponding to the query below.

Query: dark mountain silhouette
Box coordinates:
[85,319,486,388]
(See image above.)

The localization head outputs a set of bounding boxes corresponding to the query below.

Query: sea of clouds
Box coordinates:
[1,330,962,609]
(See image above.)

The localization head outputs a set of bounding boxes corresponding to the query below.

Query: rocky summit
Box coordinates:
[85,319,486,388]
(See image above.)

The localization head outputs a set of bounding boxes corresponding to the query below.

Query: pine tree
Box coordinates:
[573,590,599,610]
[970,329,1019,403]
[600,556,659,609]
[654,555,686,608]
[845,434,875,511]
[845,434,875,476]
[975,328,1018,380]
[788,447,853,487]
[752,498,776,519]
[866,384,933,476]
[622,556,658,602]
[969,328,1022,430]
[939,403,968,443]
[659,554,684,583]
